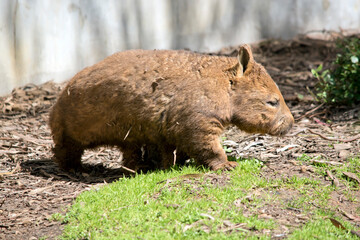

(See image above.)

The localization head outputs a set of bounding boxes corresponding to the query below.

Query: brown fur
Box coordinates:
[49,45,294,172]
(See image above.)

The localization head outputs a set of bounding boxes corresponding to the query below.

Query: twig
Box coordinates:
[39,169,63,180]
[308,128,360,142]
[307,109,328,119]
[287,128,306,137]
[0,137,16,141]
[326,170,339,187]
[123,126,132,141]
[295,103,325,121]
[120,165,136,174]
[0,161,21,176]
[173,149,177,166]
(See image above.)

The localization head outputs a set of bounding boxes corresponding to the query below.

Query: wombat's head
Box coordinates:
[229,44,294,136]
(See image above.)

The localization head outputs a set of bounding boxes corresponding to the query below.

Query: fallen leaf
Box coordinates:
[219,222,248,233]
[183,220,208,232]
[28,186,53,195]
[343,172,360,184]
[339,150,350,160]
[329,218,346,230]
[329,218,360,238]
[350,230,360,237]
[312,160,343,166]
[334,143,352,151]
[339,209,360,222]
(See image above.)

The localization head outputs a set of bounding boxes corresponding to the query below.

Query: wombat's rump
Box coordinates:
[49,45,294,172]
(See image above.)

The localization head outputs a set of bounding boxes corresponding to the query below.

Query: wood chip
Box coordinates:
[276,144,299,153]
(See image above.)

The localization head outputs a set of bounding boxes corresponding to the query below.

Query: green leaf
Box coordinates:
[351,55,359,63]
[316,64,323,71]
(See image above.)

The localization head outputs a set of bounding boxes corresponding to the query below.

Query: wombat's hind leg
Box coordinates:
[121,147,143,172]
[53,137,84,171]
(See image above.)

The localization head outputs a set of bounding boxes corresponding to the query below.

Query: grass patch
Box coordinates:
[289,217,360,240]
[60,159,274,239]
[57,157,360,239]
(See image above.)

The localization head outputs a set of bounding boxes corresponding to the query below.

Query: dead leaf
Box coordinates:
[312,160,343,166]
[219,221,248,233]
[350,230,360,237]
[334,143,352,151]
[339,209,360,222]
[329,218,346,230]
[339,150,350,160]
[329,218,360,238]
[183,220,209,232]
[343,172,360,184]
[28,186,53,195]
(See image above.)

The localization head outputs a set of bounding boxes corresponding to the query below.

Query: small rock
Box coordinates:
[339,150,350,160]
[300,165,307,173]
[258,213,273,219]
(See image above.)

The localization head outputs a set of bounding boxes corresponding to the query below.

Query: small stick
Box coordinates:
[123,126,132,141]
[287,128,306,137]
[120,165,136,174]
[0,161,21,176]
[173,149,177,166]
[295,103,325,121]
[308,128,360,143]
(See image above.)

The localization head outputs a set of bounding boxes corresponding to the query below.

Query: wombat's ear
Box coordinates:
[237,44,253,77]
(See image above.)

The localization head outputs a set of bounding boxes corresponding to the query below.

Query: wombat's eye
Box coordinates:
[229,80,234,85]
[266,99,279,107]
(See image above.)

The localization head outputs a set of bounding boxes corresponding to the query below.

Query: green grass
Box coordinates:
[289,217,359,240]
[57,157,360,239]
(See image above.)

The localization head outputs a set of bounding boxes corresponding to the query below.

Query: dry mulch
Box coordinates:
[1,33,360,239]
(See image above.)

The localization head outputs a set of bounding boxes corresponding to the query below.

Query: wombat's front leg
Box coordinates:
[189,135,238,171]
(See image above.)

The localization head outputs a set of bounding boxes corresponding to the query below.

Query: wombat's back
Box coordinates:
[50,50,236,147]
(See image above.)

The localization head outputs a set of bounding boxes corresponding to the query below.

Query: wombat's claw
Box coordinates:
[212,161,238,171]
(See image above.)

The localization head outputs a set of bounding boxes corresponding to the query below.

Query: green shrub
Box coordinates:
[312,37,360,105]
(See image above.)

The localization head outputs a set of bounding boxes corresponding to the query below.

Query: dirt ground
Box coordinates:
[1,32,360,239]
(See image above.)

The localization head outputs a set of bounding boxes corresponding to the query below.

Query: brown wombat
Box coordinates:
[49,45,294,172]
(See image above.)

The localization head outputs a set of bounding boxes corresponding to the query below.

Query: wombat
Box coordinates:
[49,44,294,172]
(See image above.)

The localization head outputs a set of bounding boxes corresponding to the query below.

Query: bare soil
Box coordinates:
[1,33,360,239]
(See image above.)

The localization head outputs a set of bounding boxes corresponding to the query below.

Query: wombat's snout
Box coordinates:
[269,110,294,136]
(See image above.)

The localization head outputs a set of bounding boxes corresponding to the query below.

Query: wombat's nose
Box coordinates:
[284,112,295,133]
[288,112,294,125]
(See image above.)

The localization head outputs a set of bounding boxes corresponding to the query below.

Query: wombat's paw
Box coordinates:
[211,161,238,171]
[56,160,85,173]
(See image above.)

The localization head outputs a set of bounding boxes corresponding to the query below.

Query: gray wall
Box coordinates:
[1,0,360,95]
